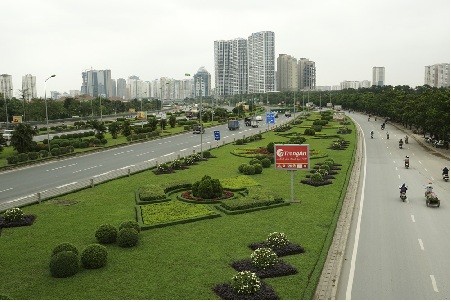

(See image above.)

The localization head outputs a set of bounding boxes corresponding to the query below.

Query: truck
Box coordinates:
[228,119,240,131]
[192,124,205,134]
[244,117,259,128]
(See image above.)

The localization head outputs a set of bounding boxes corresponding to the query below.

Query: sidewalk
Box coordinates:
[388,121,450,161]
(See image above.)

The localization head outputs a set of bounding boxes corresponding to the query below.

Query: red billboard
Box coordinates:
[274,144,309,170]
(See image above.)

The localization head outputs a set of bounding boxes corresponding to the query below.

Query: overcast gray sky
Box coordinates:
[2,0,449,97]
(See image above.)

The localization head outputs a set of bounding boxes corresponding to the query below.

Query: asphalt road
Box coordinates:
[0,116,292,206]
[336,113,450,299]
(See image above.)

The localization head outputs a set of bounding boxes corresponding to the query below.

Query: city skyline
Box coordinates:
[1,0,449,97]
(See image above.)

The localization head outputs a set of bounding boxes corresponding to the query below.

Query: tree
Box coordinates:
[108,122,121,139]
[0,134,6,153]
[160,119,167,130]
[89,120,107,140]
[10,123,37,153]
[121,121,132,137]
[169,115,177,128]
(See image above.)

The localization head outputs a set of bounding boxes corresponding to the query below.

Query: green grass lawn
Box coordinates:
[0,113,356,299]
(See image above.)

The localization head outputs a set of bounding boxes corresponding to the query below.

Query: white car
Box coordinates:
[255,115,263,121]
[1,129,13,145]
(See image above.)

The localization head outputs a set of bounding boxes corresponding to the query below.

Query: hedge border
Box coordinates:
[214,202,290,215]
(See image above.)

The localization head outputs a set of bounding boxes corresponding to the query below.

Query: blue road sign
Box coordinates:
[266,112,275,124]
[214,130,220,141]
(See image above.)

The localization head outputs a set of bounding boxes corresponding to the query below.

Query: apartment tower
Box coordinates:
[277,54,298,92]
[298,58,316,90]
[372,67,385,86]
[424,63,450,87]
[247,31,275,93]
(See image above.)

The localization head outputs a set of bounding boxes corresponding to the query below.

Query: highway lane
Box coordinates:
[0,116,291,206]
[336,113,449,299]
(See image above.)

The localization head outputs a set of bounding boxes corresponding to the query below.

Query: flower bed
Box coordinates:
[230,259,298,278]
[0,214,36,228]
[177,190,234,204]
[212,282,279,300]
[248,242,305,257]
[300,179,333,187]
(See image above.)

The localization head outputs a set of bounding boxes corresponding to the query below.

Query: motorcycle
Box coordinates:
[400,191,407,202]
[443,173,449,182]
[405,161,409,168]
[381,124,385,130]
[386,133,389,139]
[399,143,403,149]
[371,133,374,139]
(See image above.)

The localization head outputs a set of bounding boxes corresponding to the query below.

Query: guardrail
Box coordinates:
[1,119,293,212]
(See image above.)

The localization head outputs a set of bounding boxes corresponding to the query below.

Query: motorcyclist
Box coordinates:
[371,130,374,138]
[443,167,449,176]
[399,183,408,197]
[404,135,408,144]
[386,132,389,139]
[425,182,433,197]
[381,123,385,130]
[404,156,409,167]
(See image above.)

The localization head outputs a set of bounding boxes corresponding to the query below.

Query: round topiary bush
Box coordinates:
[311,172,324,182]
[266,232,290,249]
[3,208,24,223]
[230,271,261,295]
[49,251,79,278]
[251,247,279,270]
[80,244,108,269]
[320,164,330,172]
[119,220,140,234]
[191,175,223,199]
[95,224,118,244]
[304,128,315,136]
[261,158,271,168]
[243,164,256,175]
[117,227,139,248]
[52,242,79,256]
[249,158,262,165]
[238,163,247,173]
[253,163,263,174]
[266,142,275,154]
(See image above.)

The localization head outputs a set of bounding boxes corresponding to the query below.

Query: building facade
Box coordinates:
[424,63,450,88]
[0,74,13,99]
[194,67,211,98]
[372,67,385,86]
[298,58,316,90]
[247,31,275,93]
[21,74,37,101]
[116,78,127,99]
[81,69,113,98]
[277,54,298,92]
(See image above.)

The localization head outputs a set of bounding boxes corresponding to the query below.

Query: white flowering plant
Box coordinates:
[266,232,290,249]
[251,247,278,270]
[230,271,261,295]
[3,207,24,223]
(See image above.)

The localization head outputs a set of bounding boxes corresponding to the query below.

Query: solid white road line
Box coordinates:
[418,239,424,250]
[0,187,13,193]
[430,275,439,292]
[346,126,367,300]
[56,182,78,189]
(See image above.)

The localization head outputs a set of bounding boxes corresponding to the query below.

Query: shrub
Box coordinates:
[17,153,29,163]
[261,158,271,168]
[266,142,275,153]
[3,208,24,223]
[324,158,334,167]
[249,158,262,165]
[138,185,166,201]
[253,163,263,174]
[192,175,223,199]
[251,247,279,270]
[119,220,140,234]
[320,164,330,172]
[27,152,39,160]
[52,242,79,256]
[230,271,261,295]
[117,227,139,248]
[304,128,315,136]
[81,244,108,269]
[49,251,79,278]
[238,163,247,173]
[156,163,171,173]
[170,159,182,170]
[202,150,211,158]
[51,147,61,156]
[311,172,324,182]
[289,136,306,144]
[312,125,322,132]
[95,224,118,244]
[235,139,245,145]
[266,232,290,249]
[6,155,18,165]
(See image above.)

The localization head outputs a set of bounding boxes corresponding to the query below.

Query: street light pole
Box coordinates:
[3,90,8,129]
[44,74,56,153]
[198,77,203,159]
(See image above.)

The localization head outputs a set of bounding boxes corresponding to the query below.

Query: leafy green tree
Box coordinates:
[169,115,177,128]
[89,120,107,140]
[108,122,121,139]
[147,117,158,132]
[121,121,132,137]
[160,119,167,130]
[10,123,37,153]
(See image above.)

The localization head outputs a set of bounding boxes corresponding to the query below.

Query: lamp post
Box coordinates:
[3,88,11,129]
[99,93,103,122]
[44,74,56,153]
[198,77,203,159]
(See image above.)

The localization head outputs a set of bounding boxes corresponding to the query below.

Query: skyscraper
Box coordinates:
[194,67,211,98]
[116,78,127,99]
[247,31,275,93]
[424,63,450,87]
[277,54,298,92]
[298,58,316,90]
[0,74,13,99]
[21,74,37,101]
[372,67,385,86]
[81,69,112,98]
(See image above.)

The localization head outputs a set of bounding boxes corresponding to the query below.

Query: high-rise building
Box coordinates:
[0,74,13,99]
[110,79,116,98]
[247,31,275,93]
[372,67,385,86]
[80,69,112,98]
[424,63,450,88]
[127,76,141,100]
[277,54,298,92]
[21,74,37,101]
[116,78,127,99]
[194,67,211,98]
[298,58,316,90]
[214,38,248,97]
